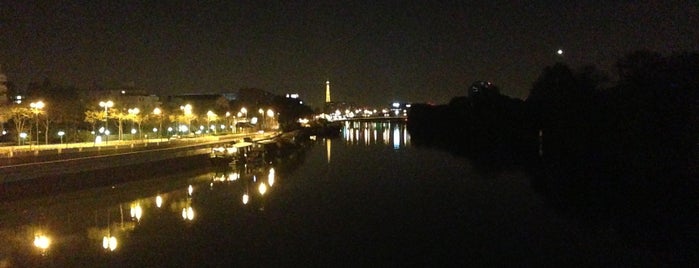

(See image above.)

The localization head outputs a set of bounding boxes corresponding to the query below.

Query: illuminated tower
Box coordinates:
[325,80,331,103]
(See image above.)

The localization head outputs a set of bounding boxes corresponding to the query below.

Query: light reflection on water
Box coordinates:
[0,120,410,266]
[342,121,410,148]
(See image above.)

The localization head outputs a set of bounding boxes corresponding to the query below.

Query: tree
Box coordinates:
[129,111,144,139]
[8,106,32,145]
[215,96,230,115]
[84,110,101,132]
[112,109,129,140]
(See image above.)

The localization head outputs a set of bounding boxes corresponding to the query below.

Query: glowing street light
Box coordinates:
[99,100,113,144]
[258,182,267,195]
[34,234,51,250]
[240,107,248,120]
[30,101,45,147]
[57,130,65,145]
[102,236,117,251]
[180,104,193,133]
[206,110,217,134]
[128,108,140,140]
[156,195,163,208]
[153,107,163,140]
[19,132,27,145]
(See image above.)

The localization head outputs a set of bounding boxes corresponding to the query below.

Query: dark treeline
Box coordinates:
[408,51,698,261]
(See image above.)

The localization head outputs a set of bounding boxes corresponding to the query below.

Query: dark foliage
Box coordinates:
[271,95,314,132]
[408,51,698,263]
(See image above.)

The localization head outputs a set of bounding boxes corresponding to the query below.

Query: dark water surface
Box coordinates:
[1,121,656,266]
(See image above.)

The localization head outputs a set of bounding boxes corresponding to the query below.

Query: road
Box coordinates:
[0,132,278,166]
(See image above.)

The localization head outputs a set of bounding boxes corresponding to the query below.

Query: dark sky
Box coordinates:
[1,1,697,107]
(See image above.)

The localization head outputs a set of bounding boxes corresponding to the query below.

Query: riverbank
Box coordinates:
[0,132,278,201]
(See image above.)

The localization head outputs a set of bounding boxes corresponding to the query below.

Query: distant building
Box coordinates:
[82,87,160,111]
[237,88,276,107]
[162,88,277,115]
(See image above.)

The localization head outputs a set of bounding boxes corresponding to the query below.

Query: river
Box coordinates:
[0,120,659,266]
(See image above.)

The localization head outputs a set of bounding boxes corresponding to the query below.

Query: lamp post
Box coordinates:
[99,100,114,144]
[258,108,264,130]
[206,110,216,134]
[19,132,27,146]
[267,109,275,130]
[153,108,162,140]
[225,112,231,133]
[180,104,192,135]
[240,107,248,133]
[30,101,44,147]
[58,131,65,145]
[240,107,247,121]
[128,108,140,140]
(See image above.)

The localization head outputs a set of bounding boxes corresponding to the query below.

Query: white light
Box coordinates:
[187,207,194,220]
[557,49,563,55]
[242,194,249,204]
[130,203,143,221]
[182,207,194,220]
[258,183,267,195]
[34,235,51,250]
[156,195,163,208]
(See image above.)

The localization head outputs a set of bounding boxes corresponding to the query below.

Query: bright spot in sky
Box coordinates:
[557,49,564,55]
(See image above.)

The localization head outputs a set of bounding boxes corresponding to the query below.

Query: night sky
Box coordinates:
[1,1,697,107]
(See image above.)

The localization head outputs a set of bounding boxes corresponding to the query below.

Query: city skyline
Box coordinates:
[1,1,697,107]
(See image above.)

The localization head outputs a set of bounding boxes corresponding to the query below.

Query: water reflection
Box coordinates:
[0,121,395,265]
[326,138,332,163]
[343,121,410,148]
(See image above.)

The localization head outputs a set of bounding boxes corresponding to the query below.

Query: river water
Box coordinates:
[0,121,654,266]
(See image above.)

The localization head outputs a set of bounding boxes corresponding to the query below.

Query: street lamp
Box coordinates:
[258,108,264,130]
[267,109,275,129]
[240,107,247,120]
[99,100,113,144]
[206,110,216,134]
[19,132,27,145]
[180,104,192,134]
[30,101,45,147]
[128,108,140,140]
[58,131,65,145]
[225,112,231,133]
[153,108,163,140]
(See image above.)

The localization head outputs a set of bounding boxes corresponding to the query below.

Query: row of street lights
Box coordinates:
[14,100,277,146]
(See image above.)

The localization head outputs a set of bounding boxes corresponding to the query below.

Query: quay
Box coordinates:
[0,132,277,185]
